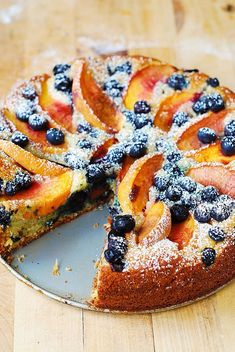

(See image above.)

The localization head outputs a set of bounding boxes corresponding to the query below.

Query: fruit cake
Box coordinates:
[0,55,234,312]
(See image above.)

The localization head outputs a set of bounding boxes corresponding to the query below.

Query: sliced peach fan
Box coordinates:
[186,141,235,165]
[72,59,123,134]
[124,62,176,109]
[0,140,67,176]
[137,201,171,246]
[187,164,235,198]
[39,75,74,132]
[176,109,232,151]
[118,153,163,215]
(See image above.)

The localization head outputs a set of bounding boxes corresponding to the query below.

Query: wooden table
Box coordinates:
[0,0,235,351]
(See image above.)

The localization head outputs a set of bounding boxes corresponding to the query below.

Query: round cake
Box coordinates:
[0,55,234,311]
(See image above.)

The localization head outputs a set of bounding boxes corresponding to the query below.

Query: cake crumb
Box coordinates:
[17,254,26,263]
[52,259,60,276]
[93,222,99,229]
[94,260,100,269]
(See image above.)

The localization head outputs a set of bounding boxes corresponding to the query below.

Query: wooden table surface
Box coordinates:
[0,0,235,351]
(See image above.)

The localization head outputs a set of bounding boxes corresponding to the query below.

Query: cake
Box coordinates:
[0,55,234,311]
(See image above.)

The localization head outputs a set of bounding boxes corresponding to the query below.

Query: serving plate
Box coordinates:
[1,206,109,310]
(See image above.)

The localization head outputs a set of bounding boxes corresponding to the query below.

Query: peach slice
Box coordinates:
[124,63,176,110]
[187,164,235,198]
[186,141,235,165]
[4,171,73,217]
[137,201,171,245]
[154,73,208,131]
[4,109,67,154]
[154,91,199,131]
[168,214,194,249]
[176,109,230,151]
[118,153,163,215]
[39,75,74,132]
[117,156,135,183]
[92,137,117,161]
[0,140,67,176]
[72,60,123,133]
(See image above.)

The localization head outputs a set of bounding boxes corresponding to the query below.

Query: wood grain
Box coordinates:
[0,0,235,351]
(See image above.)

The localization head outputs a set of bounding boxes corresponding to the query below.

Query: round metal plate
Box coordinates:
[1,205,233,313]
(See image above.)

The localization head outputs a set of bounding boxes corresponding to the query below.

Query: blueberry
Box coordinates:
[77,139,92,149]
[178,177,197,192]
[206,77,220,87]
[202,248,216,266]
[108,229,125,240]
[163,163,183,176]
[15,100,36,122]
[103,79,124,98]
[108,236,127,254]
[108,206,120,218]
[170,204,189,223]
[224,120,235,137]
[104,249,124,265]
[21,84,37,100]
[0,205,11,227]
[5,181,17,196]
[209,94,225,112]
[77,121,92,133]
[156,191,167,201]
[132,132,148,144]
[104,236,127,264]
[60,190,87,214]
[153,175,170,191]
[193,95,210,114]
[87,164,106,183]
[166,151,181,162]
[54,73,72,93]
[197,127,217,144]
[133,114,152,129]
[128,143,147,158]
[46,128,65,145]
[53,63,71,75]
[208,226,225,242]
[106,148,125,164]
[15,172,32,190]
[210,203,231,222]
[166,185,182,201]
[194,204,211,223]
[180,193,197,209]
[64,153,86,170]
[11,131,29,147]
[28,113,49,131]
[111,261,125,272]
[221,136,235,156]
[111,214,135,233]
[123,110,136,123]
[218,195,235,208]
[193,94,225,114]
[134,100,151,114]
[172,111,189,127]
[201,186,219,202]
[167,73,188,90]
[107,61,132,75]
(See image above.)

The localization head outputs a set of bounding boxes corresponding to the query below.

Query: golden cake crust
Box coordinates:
[92,243,235,311]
